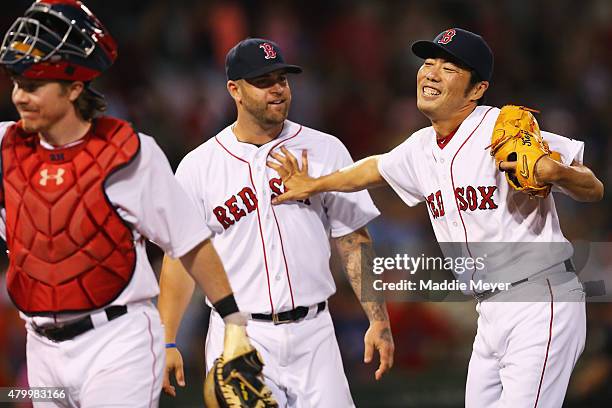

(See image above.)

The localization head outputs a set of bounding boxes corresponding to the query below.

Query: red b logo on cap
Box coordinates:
[259,43,277,60]
[437,29,456,45]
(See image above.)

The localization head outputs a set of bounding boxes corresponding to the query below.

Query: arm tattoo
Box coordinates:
[335,228,389,322]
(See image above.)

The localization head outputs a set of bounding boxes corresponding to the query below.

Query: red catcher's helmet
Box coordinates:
[0,0,118,81]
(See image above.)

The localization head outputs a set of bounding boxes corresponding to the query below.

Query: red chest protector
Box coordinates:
[1,117,140,315]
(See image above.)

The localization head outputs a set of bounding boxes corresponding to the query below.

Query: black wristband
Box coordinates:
[213,294,239,318]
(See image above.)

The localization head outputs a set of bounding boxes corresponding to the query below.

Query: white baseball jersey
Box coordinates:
[379,105,587,407]
[377,105,584,284]
[0,121,212,324]
[175,119,380,314]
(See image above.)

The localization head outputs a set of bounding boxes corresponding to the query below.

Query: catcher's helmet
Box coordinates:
[0,0,117,81]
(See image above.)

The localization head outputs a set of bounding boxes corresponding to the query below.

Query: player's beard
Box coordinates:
[242,93,290,126]
[18,112,48,134]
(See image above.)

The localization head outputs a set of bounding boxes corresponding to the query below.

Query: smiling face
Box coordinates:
[416,57,486,122]
[11,77,81,134]
[232,69,292,127]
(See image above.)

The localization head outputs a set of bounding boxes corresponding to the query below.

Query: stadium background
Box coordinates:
[0,0,610,406]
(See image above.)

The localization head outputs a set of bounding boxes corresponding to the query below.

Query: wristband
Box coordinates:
[213,294,239,318]
[165,343,177,349]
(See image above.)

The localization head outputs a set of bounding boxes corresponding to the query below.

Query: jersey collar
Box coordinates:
[431,106,493,153]
[217,120,301,160]
[436,126,459,149]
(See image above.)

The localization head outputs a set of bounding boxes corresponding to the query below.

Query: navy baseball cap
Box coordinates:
[412,28,493,82]
[225,38,302,81]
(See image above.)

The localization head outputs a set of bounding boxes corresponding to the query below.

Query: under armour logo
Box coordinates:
[437,29,456,45]
[39,168,65,186]
[259,43,277,60]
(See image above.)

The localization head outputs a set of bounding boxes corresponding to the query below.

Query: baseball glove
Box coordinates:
[203,324,277,408]
[487,105,560,198]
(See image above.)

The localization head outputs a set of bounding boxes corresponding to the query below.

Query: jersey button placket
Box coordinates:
[252,155,278,305]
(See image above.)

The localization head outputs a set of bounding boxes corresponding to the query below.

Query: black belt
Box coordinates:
[474,259,575,302]
[250,302,326,325]
[33,305,128,342]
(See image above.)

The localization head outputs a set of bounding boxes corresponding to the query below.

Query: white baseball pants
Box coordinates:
[206,308,355,408]
[465,274,586,408]
[26,301,164,408]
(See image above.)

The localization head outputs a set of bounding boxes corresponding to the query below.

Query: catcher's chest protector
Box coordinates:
[1,117,140,315]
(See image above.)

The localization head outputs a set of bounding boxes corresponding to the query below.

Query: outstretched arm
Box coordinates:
[500,158,604,202]
[267,147,387,204]
[332,226,394,381]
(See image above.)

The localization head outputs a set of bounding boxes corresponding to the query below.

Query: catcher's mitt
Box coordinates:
[487,105,560,198]
[204,325,277,408]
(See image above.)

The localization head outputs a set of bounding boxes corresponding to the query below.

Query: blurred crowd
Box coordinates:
[1,0,611,406]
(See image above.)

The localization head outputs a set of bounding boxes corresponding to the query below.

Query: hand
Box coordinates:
[222,323,252,359]
[364,321,395,381]
[204,330,277,408]
[162,347,185,397]
[267,147,315,204]
[498,155,560,187]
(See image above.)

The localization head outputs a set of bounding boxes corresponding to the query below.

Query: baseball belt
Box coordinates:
[32,305,128,342]
[474,259,576,302]
[250,301,326,325]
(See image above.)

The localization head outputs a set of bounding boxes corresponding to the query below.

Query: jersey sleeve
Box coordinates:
[105,135,212,258]
[322,140,380,238]
[377,134,425,207]
[541,131,584,165]
[541,131,586,196]
[175,153,209,224]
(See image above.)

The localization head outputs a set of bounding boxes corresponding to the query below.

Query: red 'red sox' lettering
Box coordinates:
[427,186,498,218]
[213,206,235,229]
[454,186,498,212]
[213,186,258,230]
[225,196,247,222]
[237,187,257,212]
[214,180,311,230]
[426,191,445,218]
[269,178,284,198]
